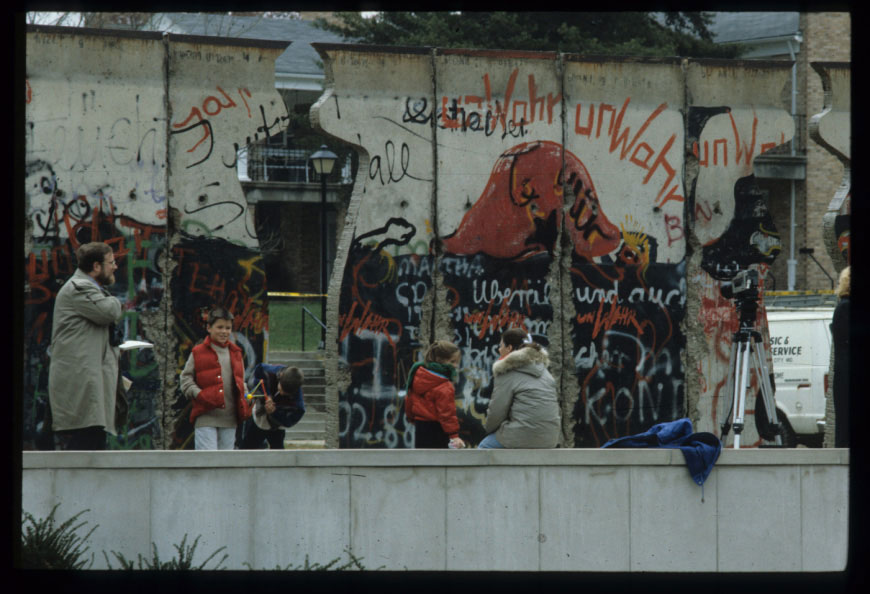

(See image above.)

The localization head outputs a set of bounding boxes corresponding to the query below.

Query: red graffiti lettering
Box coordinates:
[695,200,713,223]
[238,87,253,118]
[172,86,252,153]
[696,113,784,169]
[339,299,402,347]
[657,183,684,208]
[484,68,520,132]
[575,103,594,136]
[729,110,757,166]
[693,140,708,166]
[597,103,617,138]
[224,293,267,334]
[713,139,727,166]
[665,214,684,246]
[26,251,53,305]
[463,298,527,340]
[610,99,667,161]
[573,99,683,206]
[588,296,643,340]
[643,134,681,205]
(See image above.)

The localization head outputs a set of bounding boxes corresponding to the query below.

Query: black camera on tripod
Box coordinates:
[719,268,759,302]
[717,264,761,331]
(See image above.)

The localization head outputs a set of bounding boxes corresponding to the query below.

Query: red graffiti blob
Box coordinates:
[443,141,564,260]
[442,141,620,260]
[563,150,620,259]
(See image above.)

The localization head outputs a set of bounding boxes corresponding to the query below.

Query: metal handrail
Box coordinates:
[301,306,326,351]
[248,145,313,183]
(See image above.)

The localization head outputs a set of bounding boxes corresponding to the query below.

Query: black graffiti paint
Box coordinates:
[570,258,687,448]
[402,96,527,139]
[169,235,269,449]
[22,207,166,451]
[337,218,429,448]
[685,106,782,278]
[440,251,555,445]
[368,140,431,185]
[700,175,781,280]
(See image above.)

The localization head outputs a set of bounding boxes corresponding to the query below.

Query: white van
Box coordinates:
[766,307,833,446]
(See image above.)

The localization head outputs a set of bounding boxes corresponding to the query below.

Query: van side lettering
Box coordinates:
[771,346,802,356]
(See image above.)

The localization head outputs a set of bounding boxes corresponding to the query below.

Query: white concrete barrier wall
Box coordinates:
[21,450,848,571]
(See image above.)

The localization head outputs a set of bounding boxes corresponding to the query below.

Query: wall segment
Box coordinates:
[312,45,797,449]
[685,60,794,438]
[24,26,289,449]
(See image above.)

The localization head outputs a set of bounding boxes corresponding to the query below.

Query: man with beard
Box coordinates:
[48,242,123,450]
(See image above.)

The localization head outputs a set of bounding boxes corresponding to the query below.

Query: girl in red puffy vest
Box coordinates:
[179,308,252,450]
[403,341,465,449]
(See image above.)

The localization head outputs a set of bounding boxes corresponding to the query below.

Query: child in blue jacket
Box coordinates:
[240,363,305,449]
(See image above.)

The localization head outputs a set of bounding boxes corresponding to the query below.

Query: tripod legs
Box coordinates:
[731,341,752,448]
[723,333,783,449]
[750,339,783,447]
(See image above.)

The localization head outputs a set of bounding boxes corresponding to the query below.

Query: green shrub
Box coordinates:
[103,533,228,570]
[243,547,384,571]
[20,504,97,569]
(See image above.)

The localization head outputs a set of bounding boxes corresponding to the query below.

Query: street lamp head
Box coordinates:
[311,145,338,177]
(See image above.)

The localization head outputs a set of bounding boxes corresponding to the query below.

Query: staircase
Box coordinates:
[266,350,327,448]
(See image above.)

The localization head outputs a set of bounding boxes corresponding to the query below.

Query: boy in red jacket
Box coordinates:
[180,308,252,450]
[404,341,465,449]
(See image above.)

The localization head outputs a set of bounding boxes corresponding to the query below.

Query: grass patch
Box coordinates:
[268,298,324,351]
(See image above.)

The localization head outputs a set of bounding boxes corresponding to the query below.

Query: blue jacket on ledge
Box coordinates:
[601,418,722,486]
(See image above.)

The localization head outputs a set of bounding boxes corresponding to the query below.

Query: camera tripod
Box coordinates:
[712,267,784,448]
[720,325,783,448]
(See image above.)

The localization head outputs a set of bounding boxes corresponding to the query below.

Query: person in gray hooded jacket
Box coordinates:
[478,328,561,448]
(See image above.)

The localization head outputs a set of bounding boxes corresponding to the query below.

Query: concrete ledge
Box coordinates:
[21,448,849,469]
[21,449,849,572]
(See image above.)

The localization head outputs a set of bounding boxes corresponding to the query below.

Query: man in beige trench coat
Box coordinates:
[48,242,123,450]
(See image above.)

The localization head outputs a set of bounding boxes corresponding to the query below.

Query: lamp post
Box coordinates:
[310,145,337,347]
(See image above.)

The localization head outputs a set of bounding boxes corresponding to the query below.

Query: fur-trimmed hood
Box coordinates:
[492,345,549,377]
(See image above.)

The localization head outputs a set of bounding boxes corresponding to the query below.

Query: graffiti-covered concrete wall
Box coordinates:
[311,45,795,448]
[24,26,288,449]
